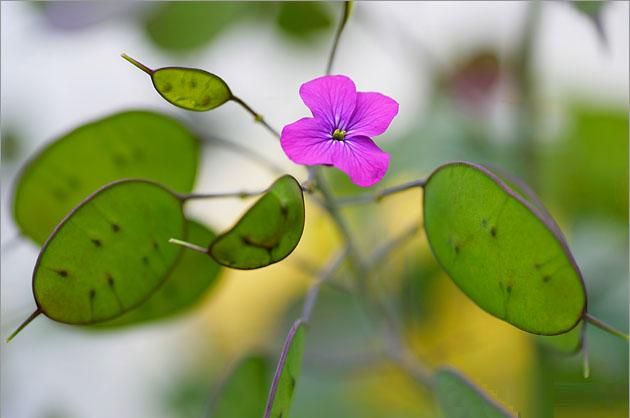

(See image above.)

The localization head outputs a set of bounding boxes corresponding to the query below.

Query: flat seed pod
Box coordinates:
[209,356,270,418]
[122,54,232,112]
[13,110,199,244]
[209,175,305,269]
[538,320,585,355]
[98,219,221,328]
[434,368,515,418]
[264,319,307,418]
[33,180,185,325]
[423,162,586,335]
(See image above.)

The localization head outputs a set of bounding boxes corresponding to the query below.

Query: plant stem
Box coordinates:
[168,238,207,254]
[178,189,266,202]
[120,53,154,75]
[584,312,629,341]
[301,247,349,322]
[336,179,426,206]
[366,223,420,270]
[7,309,41,343]
[326,1,353,75]
[231,96,281,138]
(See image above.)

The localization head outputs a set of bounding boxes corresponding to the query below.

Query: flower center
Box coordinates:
[332,128,346,141]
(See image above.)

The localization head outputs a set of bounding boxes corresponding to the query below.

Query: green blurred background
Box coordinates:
[1,2,627,418]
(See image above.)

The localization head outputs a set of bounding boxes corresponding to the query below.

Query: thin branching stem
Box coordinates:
[326,1,353,75]
[301,247,350,322]
[178,189,266,202]
[367,223,421,270]
[199,133,285,175]
[231,96,281,139]
[336,179,426,206]
[584,312,629,341]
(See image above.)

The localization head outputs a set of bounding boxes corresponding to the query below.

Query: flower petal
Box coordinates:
[331,136,390,187]
[299,75,357,129]
[280,117,335,165]
[347,92,399,138]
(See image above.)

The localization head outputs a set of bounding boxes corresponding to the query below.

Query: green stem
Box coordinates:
[301,247,349,322]
[231,96,281,139]
[178,189,266,202]
[584,312,629,341]
[7,309,41,342]
[120,53,154,75]
[326,1,353,75]
[336,178,426,206]
[168,238,207,254]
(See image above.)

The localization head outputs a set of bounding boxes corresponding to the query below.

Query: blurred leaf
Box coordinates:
[434,368,515,418]
[570,1,607,42]
[143,2,248,53]
[264,319,307,418]
[423,162,586,335]
[538,321,585,355]
[1,129,22,163]
[98,219,221,328]
[209,356,270,418]
[13,110,199,244]
[542,105,628,223]
[210,175,305,269]
[32,180,185,324]
[276,2,332,41]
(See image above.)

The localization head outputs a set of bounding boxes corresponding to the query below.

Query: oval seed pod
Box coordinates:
[423,161,586,335]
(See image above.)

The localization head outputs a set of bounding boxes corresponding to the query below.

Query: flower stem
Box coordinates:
[335,178,426,206]
[326,1,353,75]
[584,312,629,341]
[231,96,281,139]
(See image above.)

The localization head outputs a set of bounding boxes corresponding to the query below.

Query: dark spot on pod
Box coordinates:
[111,223,121,233]
[506,284,513,294]
[67,176,80,189]
[481,218,488,227]
[91,239,102,248]
[132,148,144,162]
[53,189,68,201]
[162,82,172,92]
[152,240,159,250]
[199,95,211,106]
[490,226,497,238]
[89,288,96,299]
[543,275,551,283]
[189,80,197,88]
[280,204,289,218]
[106,274,115,287]
[534,263,541,270]
[56,269,69,278]
[142,256,149,265]
[112,153,127,167]
[290,375,296,390]
[454,244,460,254]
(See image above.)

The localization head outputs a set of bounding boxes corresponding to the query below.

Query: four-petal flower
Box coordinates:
[280,75,399,187]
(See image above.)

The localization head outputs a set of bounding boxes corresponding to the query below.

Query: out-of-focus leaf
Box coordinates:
[98,220,221,328]
[209,175,305,269]
[570,1,607,42]
[276,2,332,41]
[1,129,22,163]
[542,105,628,223]
[13,110,199,244]
[434,368,515,418]
[143,2,247,53]
[32,180,185,324]
[209,356,270,418]
[423,162,586,335]
[264,319,307,418]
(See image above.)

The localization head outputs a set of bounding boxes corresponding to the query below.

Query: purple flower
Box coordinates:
[281,75,399,187]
